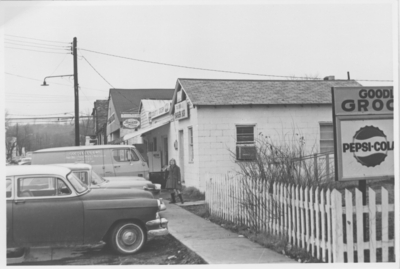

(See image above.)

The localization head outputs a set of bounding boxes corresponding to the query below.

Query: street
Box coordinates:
[8,234,206,265]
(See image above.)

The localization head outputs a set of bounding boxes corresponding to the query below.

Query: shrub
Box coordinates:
[182,186,205,201]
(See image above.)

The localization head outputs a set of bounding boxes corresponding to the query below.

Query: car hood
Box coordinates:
[103,176,147,182]
[80,188,153,201]
[95,180,153,189]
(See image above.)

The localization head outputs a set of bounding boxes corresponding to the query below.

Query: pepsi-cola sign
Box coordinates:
[332,86,394,181]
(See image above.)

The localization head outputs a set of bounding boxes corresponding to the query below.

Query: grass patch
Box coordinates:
[159,186,205,203]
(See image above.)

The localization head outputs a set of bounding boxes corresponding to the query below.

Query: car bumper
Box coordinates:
[146,217,168,237]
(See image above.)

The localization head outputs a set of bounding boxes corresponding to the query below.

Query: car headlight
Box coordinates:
[157,198,166,211]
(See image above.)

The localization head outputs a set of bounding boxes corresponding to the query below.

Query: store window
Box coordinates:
[188,127,194,162]
[236,125,256,160]
[320,123,334,153]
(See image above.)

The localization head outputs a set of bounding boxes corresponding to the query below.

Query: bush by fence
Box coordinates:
[205,174,395,263]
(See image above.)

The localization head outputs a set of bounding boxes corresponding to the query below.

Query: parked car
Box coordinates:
[32,145,150,179]
[52,163,161,197]
[6,165,168,255]
[18,158,31,166]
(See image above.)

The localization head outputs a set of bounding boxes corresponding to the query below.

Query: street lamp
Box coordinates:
[41,74,79,146]
[40,37,79,146]
[41,75,73,87]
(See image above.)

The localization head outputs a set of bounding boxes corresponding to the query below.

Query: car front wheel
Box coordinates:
[110,221,147,255]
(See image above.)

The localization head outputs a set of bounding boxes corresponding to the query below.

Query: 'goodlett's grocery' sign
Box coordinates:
[332,87,394,181]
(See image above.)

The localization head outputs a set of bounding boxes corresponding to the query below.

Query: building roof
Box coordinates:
[109,89,175,122]
[177,79,363,106]
[91,100,108,116]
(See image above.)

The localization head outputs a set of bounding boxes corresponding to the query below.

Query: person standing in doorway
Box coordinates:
[164,158,184,204]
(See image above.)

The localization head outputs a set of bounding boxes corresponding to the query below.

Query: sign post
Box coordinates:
[331,86,394,242]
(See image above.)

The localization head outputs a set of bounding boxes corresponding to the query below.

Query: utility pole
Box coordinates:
[16,123,19,156]
[73,37,80,146]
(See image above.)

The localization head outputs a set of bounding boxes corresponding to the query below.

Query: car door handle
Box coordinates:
[114,165,120,168]
[14,200,25,204]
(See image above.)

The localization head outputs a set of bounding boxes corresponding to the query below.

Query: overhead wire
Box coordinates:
[5,47,70,55]
[81,55,114,88]
[79,47,393,82]
[8,112,74,116]
[5,72,108,93]
[4,38,71,48]
[5,34,71,44]
[5,41,71,51]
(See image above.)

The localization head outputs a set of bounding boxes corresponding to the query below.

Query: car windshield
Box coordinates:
[91,170,107,185]
[67,172,88,194]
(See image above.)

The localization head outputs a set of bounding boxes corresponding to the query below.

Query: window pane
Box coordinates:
[72,171,89,185]
[18,177,56,197]
[57,178,72,196]
[67,173,88,193]
[320,123,333,153]
[129,149,139,161]
[237,126,254,143]
[6,178,12,198]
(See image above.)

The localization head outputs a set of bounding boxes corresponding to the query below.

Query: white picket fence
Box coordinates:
[205,174,395,263]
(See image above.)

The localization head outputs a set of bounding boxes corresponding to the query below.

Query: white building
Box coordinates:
[125,78,362,192]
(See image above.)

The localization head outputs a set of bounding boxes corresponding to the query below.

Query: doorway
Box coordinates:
[178,130,184,179]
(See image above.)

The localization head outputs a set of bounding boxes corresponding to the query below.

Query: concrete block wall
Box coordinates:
[195,105,333,190]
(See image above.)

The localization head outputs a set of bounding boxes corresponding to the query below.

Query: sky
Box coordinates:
[0,0,397,123]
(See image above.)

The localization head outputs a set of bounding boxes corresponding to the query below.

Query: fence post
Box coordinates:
[295,185,301,247]
[381,187,389,262]
[314,153,318,181]
[368,187,377,262]
[326,189,332,262]
[345,189,354,262]
[305,186,310,251]
[309,187,315,256]
[331,190,344,262]
[355,188,364,263]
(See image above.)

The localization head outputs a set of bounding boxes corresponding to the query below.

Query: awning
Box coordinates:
[123,118,171,141]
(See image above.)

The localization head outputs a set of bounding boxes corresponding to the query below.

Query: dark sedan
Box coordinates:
[6,165,168,255]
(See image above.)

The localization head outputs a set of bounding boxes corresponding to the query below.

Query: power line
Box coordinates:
[6,92,104,98]
[9,112,74,116]
[81,55,114,88]
[79,53,140,108]
[50,54,69,76]
[5,34,70,44]
[8,116,92,120]
[81,55,114,87]
[5,41,71,51]
[6,97,93,103]
[79,47,393,82]
[6,46,70,55]
[5,38,71,48]
[5,72,108,92]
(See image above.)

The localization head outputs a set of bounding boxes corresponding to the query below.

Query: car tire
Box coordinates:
[109,221,147,255]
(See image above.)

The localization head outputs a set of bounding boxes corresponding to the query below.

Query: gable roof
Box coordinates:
[109,88,175,122]
[177,79,362,106]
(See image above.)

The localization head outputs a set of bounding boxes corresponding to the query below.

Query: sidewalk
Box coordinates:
[160,203,296,264]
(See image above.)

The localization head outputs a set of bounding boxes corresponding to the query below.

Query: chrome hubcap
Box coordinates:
[121,230,136,245]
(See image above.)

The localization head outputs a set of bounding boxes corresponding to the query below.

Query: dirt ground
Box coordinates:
[8,235,206,265]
